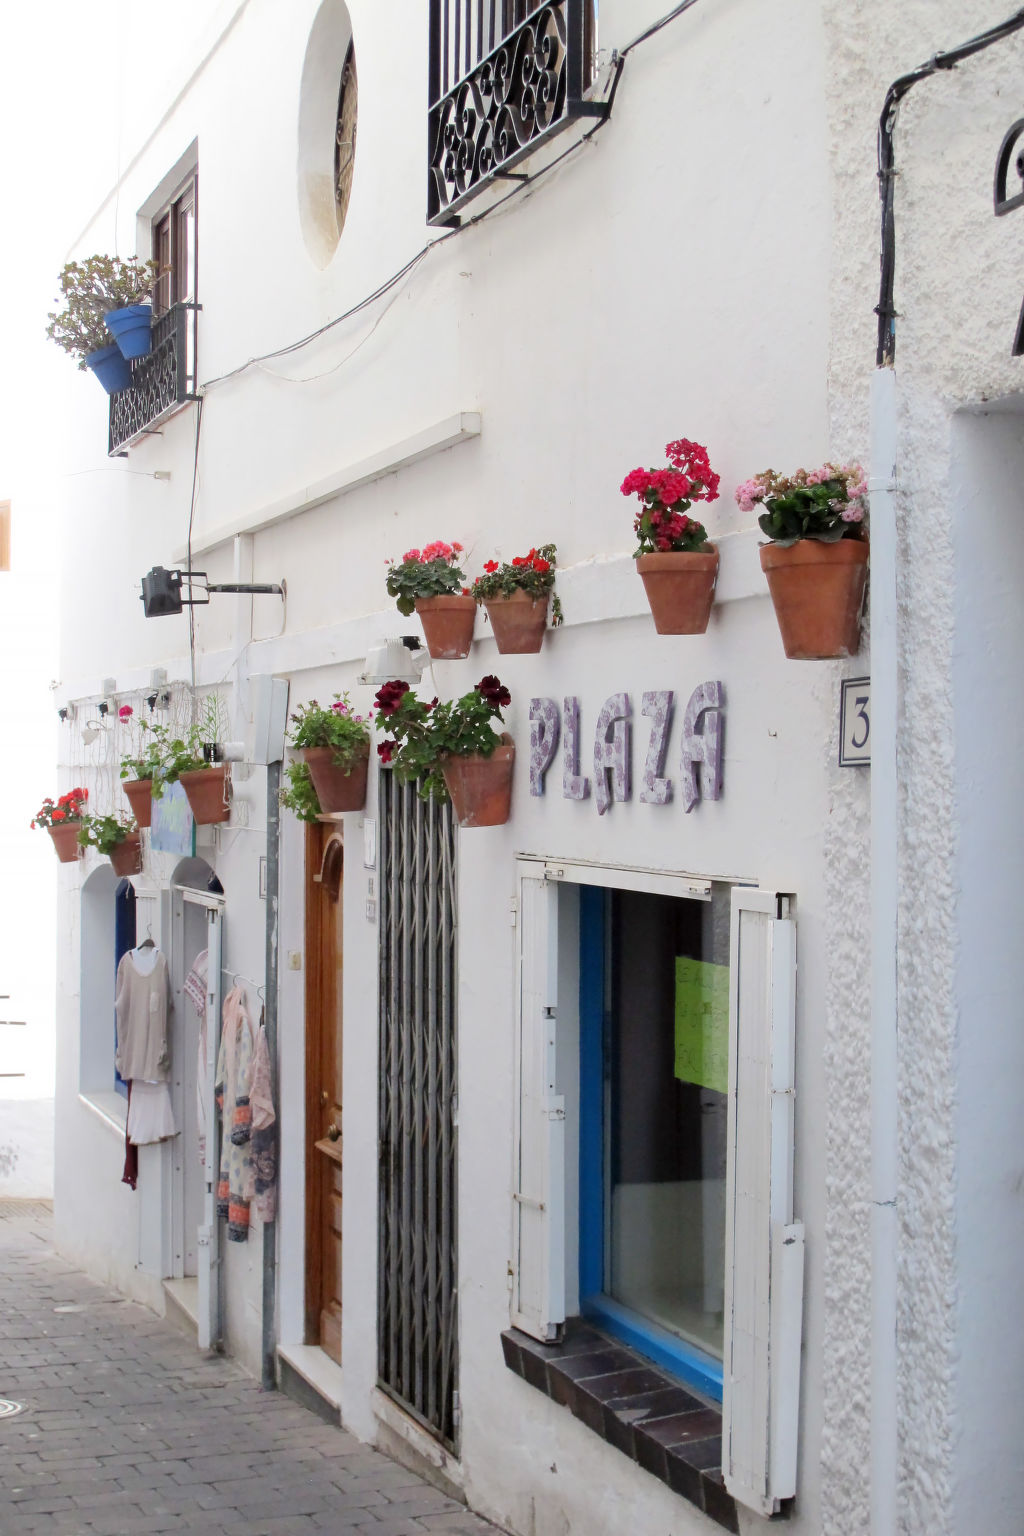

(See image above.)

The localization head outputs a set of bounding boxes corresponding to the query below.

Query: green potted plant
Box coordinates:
[118,707,170,828]
[621,437,721,635]
[278,761,322,822]
[736,462,869,659]
[385,540,475,659]
[160,699,231,824]
[287,693,370,813]
[76,813,143,876]
[471,544,563,654]
[374,675,515,827]
[45,254,158,393]
[31,788,89,862]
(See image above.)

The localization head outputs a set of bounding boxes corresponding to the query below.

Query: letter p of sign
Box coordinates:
[529,698,560,796]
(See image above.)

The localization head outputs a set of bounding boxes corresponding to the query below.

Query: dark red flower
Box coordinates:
[478,675,511,709]
[373,680,411,717]
[377,742,395,763]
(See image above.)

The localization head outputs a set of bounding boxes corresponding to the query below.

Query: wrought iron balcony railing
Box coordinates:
[108,302,197,455]
[428,0,603,226]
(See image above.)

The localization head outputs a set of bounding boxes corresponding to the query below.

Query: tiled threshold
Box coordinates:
[501,1319,739,1533]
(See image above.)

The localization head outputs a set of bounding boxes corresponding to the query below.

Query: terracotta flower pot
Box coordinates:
[635,548,719,635]
[441,741,515,828]
[109,834,143,877]
[300,744,369,813]
[47,822,82,863]
[122,777,153,829]
[760,538,869,660]
[483,590,550,654]
[415,594,477,659]
[178,765,231,824]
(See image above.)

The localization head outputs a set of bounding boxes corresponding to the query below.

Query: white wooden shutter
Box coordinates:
[510,873,565,1341]
[723,887,804,1516]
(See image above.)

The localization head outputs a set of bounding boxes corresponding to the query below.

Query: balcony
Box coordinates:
[108,303,197,456]
[428,0,603,226]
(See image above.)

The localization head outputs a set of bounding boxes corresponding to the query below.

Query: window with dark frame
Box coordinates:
[152,173,197,317]
[335,42,358,229]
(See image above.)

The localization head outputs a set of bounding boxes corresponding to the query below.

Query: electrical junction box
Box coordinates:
[249,675,289,765]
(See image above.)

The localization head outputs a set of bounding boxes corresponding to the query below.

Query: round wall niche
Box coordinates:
[298,0,358,268]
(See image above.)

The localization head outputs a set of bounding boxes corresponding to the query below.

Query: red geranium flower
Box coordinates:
[477,675,511,709]
[373,680,411,717]
[483,560,499,574]
[377,742,394,763]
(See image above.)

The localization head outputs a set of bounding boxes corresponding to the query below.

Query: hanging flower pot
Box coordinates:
[759,539,869,659]
[121,777,154,829]
[47,823,83,863]
[104,303,152,360]
[441,740,515,828]
[84,342,132,395]
[178,765,231,824]
[109,833,143,877]
[635,548,719,634]
[483,591,551,654]
[300,744,369,813]
[415,594,477,659]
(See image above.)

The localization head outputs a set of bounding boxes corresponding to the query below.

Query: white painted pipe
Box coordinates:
[869,365,899,1536]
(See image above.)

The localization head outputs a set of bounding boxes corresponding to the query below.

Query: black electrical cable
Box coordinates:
[877,6,1024,367]
[186,393,204,693]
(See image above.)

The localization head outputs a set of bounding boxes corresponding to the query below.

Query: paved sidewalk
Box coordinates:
[0,1203,499,1536]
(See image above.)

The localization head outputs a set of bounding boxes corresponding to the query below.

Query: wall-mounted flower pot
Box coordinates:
[483,591,550,654]
[109,834,143,877]
[415,595,476,659]
[122,778,153,829]
[441,740,515,827]
[84,343,132,395]
[178,765,231,824]
[760,538,869,659]
[636,548,719,635]
[300,744,369,813]
[104,303,153,360]
[47,823,82,863]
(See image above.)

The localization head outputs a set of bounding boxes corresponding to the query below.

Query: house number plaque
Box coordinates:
[529,684,725,815]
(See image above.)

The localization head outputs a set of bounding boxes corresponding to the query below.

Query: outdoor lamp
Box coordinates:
[140,566,284,618]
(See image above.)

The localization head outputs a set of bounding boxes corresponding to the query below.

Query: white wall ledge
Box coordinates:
[175,411,483,560]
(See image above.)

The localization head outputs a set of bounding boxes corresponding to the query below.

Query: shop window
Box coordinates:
[509,865,804,1520]
[578,882,730,1399]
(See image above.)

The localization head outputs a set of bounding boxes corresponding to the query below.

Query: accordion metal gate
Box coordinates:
[377,774,459,1447]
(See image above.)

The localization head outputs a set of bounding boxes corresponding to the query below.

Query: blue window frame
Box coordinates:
[577,883,725,1402]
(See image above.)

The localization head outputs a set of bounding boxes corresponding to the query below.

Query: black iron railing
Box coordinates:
[108,302,197,455]
[428,0,602,225]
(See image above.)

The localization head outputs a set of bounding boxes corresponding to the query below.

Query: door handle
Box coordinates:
[327,1123,340,1141]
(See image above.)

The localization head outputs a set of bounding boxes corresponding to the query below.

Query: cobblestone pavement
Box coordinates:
[0,1203,500,1536]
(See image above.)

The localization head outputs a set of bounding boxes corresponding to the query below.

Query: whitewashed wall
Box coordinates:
[40,0,1024,1532]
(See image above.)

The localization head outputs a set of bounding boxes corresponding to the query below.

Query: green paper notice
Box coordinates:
[674,958,730,1095]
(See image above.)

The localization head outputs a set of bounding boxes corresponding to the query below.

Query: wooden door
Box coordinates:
[305,824,345,1362]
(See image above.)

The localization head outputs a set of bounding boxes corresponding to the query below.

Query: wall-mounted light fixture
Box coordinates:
[140,566,284,618]
[358,636,430,686]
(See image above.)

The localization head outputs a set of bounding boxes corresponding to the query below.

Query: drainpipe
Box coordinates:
[869,367,899,1536]
[262,759,281,1390]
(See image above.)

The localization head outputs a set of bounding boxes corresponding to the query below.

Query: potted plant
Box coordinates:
[160,700,231,824]
[736,462,869,659]
[278,761,323,822]
[76,813,143,876]
[621,437,721,634]
[118,709,170,828]
[46,255,159,393]
[287,693,370,813]
[385,541,475,659]
[471,544,564,654]
[31,788,89,862]
[374,675,515,828]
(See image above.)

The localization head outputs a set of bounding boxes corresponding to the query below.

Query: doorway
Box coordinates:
[304,823,345,1362]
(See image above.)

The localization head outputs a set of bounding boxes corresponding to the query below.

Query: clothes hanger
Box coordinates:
[137,924,155,950]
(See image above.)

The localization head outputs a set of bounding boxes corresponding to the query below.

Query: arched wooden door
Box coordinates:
[305,824,345,1361]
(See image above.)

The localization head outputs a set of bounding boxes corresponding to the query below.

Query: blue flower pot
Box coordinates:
[104,303,153,360]
[84,343,133,395]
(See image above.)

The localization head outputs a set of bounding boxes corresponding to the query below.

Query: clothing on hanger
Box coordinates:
[115,949,171,1082]
[127,1080,176,1145]
[246,1011,277,1222]
[215,987,255,1242]
[121,1084,138,1192]
[183,949,208,1017]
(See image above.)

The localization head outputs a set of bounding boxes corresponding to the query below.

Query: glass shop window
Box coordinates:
[579,881,731,1396]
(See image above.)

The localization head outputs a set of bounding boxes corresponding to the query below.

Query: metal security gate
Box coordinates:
[377,774,459,1447]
